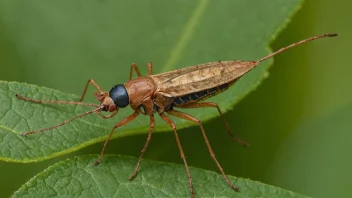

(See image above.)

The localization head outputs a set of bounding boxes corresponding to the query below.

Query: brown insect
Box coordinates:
[16,33,337,197]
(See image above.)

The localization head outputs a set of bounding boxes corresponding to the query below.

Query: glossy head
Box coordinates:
[94,84,129,112]
[109,84,130,108]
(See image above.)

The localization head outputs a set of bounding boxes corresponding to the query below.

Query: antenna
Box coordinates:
[16,94,98,107]
[257,33,338,63]
[22,107,101,136]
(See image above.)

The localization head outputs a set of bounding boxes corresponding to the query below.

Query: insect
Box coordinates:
[16,33,337,197]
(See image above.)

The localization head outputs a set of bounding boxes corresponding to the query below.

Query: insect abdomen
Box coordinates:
[173,81,235,107]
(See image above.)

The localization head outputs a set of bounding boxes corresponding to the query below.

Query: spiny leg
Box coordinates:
[94,111,140,166]
[159,113,194,198]
[129,62,142,80]
[179,102,248,147]
[129,114,155,180]
[167,109,239,192]
[79,79,104,102]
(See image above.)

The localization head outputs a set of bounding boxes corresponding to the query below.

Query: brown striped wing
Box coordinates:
[150,60,258,97]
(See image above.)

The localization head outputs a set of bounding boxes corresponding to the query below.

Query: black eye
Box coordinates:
[109,84,129,108]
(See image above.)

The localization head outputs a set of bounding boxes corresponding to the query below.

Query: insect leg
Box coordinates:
[179,102,248,147]
[167,109,239,192]
[96,109,119,119]
[147,62,153,75]
[129,62,142,80]
[94,111,140,166]
[16,79,102,106]
[79,79,104,102]
[159,113,194,198]
[129,114,155,180]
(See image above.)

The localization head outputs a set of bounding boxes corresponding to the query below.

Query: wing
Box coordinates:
[150,60,257,97]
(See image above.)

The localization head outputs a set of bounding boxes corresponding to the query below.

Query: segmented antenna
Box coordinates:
[257,33,338,63]
[22,107,101,136]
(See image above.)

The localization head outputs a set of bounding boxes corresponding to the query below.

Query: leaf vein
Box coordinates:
[162,0,209,72]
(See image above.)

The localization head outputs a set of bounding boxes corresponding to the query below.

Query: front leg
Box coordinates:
[79,79,104,102]
[94,111,140,165]
[96,109,119,119]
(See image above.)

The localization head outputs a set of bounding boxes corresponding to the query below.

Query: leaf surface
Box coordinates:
[13,155,308,198]
[0,0,302,162]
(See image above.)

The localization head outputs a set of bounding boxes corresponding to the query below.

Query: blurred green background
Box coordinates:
[0,0,351,198]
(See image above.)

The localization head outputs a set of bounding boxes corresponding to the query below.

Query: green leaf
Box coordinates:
[0,0,302,161]
[13,155,307,198]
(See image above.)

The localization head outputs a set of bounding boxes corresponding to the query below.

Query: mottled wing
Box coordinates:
[150,60,258,97]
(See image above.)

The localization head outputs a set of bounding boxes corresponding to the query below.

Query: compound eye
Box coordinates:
[108,104,117,112]
[109,84,129,108]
